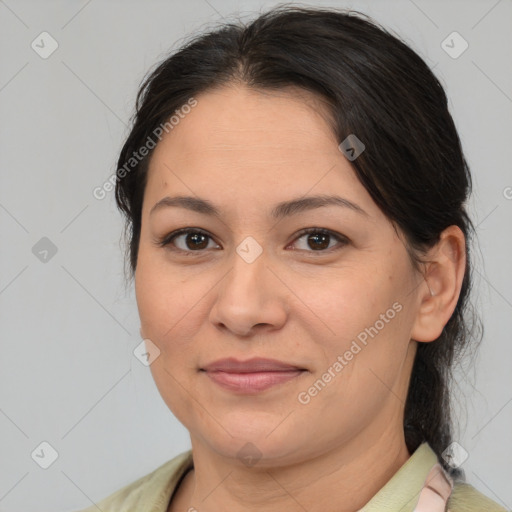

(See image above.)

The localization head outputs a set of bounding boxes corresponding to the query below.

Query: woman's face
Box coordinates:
[135,84,426,465]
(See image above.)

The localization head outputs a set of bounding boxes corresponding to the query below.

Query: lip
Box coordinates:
[204,369,305,393]
[201,357,305,373]
[200,357,307,394]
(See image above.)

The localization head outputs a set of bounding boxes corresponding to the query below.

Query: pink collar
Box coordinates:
[413,462,454,511]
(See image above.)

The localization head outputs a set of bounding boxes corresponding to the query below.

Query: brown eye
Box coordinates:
[156,229,220,253]
[181,232,209,250]
[306,232,330,250]
[290,228,348,253]
[155,227,348,255]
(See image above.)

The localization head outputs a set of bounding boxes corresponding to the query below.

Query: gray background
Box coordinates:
[0,0,511,511]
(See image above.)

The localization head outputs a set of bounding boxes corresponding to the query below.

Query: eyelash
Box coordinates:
[154,227,349,256]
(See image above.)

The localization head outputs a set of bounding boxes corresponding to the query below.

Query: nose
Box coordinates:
[209,244,288,338]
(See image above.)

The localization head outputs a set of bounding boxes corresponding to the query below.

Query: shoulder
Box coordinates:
[448,481,509,512]
[71,450,193,512]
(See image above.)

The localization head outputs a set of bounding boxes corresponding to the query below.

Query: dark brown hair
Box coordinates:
[115,4,480,478]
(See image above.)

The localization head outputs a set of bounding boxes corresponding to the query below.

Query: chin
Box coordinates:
[202,423,301,466]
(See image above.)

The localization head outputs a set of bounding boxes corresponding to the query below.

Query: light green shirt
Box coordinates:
[74,442,508,511]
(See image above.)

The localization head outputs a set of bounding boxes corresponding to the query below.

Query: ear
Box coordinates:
[410,225,466,343]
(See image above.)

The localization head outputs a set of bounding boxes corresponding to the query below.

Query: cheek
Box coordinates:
[135,249,180,338]
[135,255,203,419]
[135,251,211,350]
[307,273,385,337]
[310,267,411,369]
[135,262,168,337]
[303,276,411,418]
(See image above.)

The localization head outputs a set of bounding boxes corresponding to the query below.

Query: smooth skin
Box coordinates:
[134,84,466,512]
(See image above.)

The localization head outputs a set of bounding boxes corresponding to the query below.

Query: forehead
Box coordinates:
[150,84,338,164]
[142,84,376,219]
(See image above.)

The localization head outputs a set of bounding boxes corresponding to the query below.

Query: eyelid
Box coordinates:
[155,227,349,254]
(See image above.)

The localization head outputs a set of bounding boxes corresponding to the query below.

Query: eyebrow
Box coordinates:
[149,194,368,219]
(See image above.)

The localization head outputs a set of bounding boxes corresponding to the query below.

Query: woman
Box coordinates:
[77,5,507,512]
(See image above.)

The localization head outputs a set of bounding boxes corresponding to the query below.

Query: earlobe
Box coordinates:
[410,225,466,343]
